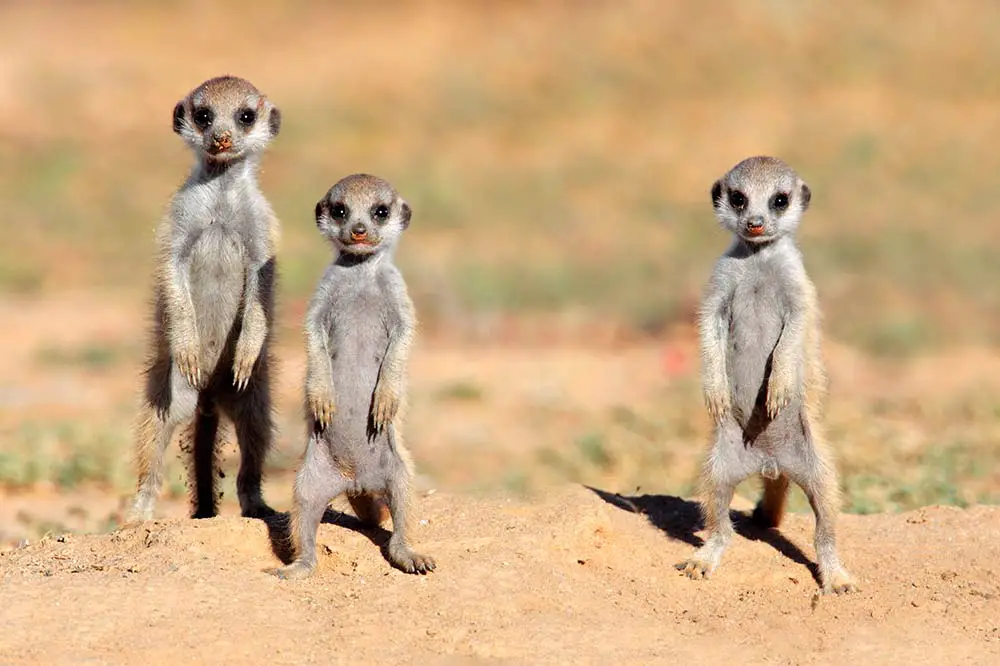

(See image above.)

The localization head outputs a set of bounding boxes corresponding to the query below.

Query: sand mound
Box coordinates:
[2,486,998,665]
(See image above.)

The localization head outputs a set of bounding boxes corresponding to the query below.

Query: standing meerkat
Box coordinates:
[126,75,282,522]
[273,174,435,579]
[676,156,857,595]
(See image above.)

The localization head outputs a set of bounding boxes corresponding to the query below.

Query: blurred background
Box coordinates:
[1,0,998,545]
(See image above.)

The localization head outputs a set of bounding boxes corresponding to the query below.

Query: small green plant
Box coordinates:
[575,432,613,470]
[435,381,485,402]
[36,343,132,370]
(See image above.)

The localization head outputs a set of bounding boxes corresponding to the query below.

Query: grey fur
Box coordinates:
[677,156,857,595]
[273,174,434,579]
[126,76,281,522]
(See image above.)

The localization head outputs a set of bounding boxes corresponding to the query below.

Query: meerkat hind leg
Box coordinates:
[383,430,435,574]
[127,369,198,522]
[677,423,746,579]
[676,472,737,579]
[190,401,221,519]
[798,456,858,594]
[273,437,347,580]
[127,407,180,523]
[229,379,275,518]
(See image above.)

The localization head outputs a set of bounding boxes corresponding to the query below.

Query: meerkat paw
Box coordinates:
[270,561,316,581]
[388,545,436,575]
[173,345,203,389]
[371,381,400,432]
[821,568,859,595]
[231,347,259,392]
[765,370,799,418]
[306,386,336,429]
[702,383,731,422]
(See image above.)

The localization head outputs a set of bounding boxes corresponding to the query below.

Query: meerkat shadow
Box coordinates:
[587,485,821,585]
[258,509,391,566]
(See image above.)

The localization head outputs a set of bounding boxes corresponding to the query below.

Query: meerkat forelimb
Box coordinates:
[126,75,282,523]
[273,174,434,580]
[676,156,857,595]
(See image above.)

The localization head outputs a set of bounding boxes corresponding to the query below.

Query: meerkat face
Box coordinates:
[172,75,281,164]
[710,156,811,244]
[315,174,411,256]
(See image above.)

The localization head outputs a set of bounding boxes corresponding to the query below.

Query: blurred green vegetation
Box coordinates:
[0,1,996,357]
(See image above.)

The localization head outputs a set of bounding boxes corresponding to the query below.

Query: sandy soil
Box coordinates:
[2,486,998,666]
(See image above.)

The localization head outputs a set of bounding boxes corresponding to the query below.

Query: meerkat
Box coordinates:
[272,174,435,579]
[125,75,282,522]
[676,156,857,595]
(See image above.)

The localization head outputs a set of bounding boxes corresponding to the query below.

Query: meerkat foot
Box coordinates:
[123,502,154,525]
[239,496,276,519]
[821,568,858,595]
[271,561,316,581]
[675,555,714,580]
[676,538,729,581]
[371,382,400,433]
[388,543,436,575]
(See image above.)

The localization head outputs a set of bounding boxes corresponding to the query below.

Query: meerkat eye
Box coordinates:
[771,192,789,211]
[237,109,256,127]
[373,204,390,221]
[192,107,213,130]
[728,190,747,210]
[330,202,348,220]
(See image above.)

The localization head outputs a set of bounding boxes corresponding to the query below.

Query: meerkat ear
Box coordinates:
[172,101,186,134]
[711,180,724,208]
[399,201,412,229]
[799,182,812,211]
[314,200,327,228]
[268,107,282,137]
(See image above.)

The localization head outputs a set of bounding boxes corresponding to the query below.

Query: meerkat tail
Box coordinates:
[753,474,790,529]
[348,493,391,527]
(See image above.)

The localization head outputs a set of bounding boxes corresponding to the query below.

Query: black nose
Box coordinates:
[746,218,764,230]
[350,223,367,237]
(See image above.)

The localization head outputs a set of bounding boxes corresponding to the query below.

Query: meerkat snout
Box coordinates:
[210,130,233,153]
[745,215,766,235]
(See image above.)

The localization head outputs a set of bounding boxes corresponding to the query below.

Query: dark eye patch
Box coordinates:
[372,204,390,221]
[237,108,256,127]
[770,192,789,211]
[728,189,747,210]
[192,107,213,130]
[330,202,348,220]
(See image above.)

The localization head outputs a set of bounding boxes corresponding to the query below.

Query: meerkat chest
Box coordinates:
[183,180,262,243]
[727,261,788,349]
[327,277,392,349]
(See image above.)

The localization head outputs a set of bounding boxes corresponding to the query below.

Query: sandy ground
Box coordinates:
[2,295,1000,665]
[2,485,999,666]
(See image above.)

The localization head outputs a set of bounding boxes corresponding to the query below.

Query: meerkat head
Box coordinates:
[172,75,281,164]
[710,156,811,244]
[314,174,411,256]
